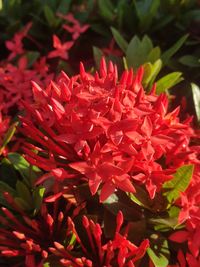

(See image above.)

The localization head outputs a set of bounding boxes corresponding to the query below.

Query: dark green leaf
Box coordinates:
[135,0,160,31]
[14,197,31,210]
[0,122,18,155]
[126,35,153,68]
[26,51,40,68]
[110,27,128,53]
[179,55,200,67]
[33,186,45,214]
[0,181,16,196]
[44,5,56,26]
[161,34,189,64]
[128,184,152,210]
[0,158,18,187]
[16,180,32,205]
[147,46,161,63]
[98,0,115,22]
[57,0,72,14]
[93,46,104,68]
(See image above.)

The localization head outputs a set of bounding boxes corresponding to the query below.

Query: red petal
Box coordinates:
[169,231,189,243]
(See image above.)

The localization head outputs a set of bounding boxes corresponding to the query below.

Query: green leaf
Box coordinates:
[179,55,200,67]
[14,197,31,210]
[57,0,72,14]
[149,217,181,232]
[161,34,189,65]
[0,158,18,187]
[0,181,16,196]
[143,59,162,88]
[135,0,160,31]
[44,5,56,26]
[104,193,141,220]
[163,164,194,203]
[156,72,183,94]
[110,27,128,53]
[0,122,18,155]
[191,83,200,123]
[128,184,152,210]
[147,46,161,63]
[26,51,40,68]
[147,245,169,267]
[126,35,153,68]
[142,35,153,52]
[7,152,40,183]
[147,234,169,267]
[16,180,32,205]
[98,0,115,22]
[7,153,30,179]
[33,186,45,214]
[93,46,104,68]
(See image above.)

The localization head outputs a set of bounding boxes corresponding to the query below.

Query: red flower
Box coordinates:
[21,58,194,201]
[48,35,74,60]
[5,22,32,60]
[51,211,149,267]
[58,13,89,40]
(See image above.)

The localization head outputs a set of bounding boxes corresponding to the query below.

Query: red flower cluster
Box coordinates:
[0,192,149,267]
[0,56,53,114]
[21,58,193,202]
[52,211,149,267]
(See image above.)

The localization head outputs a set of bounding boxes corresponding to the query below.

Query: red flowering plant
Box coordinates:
[1,57,194,266]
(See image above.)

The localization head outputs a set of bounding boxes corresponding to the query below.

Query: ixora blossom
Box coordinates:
[58,12,89,40]
[21,58,194,202]
[5,22,32,60]
[0,56,53,114]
